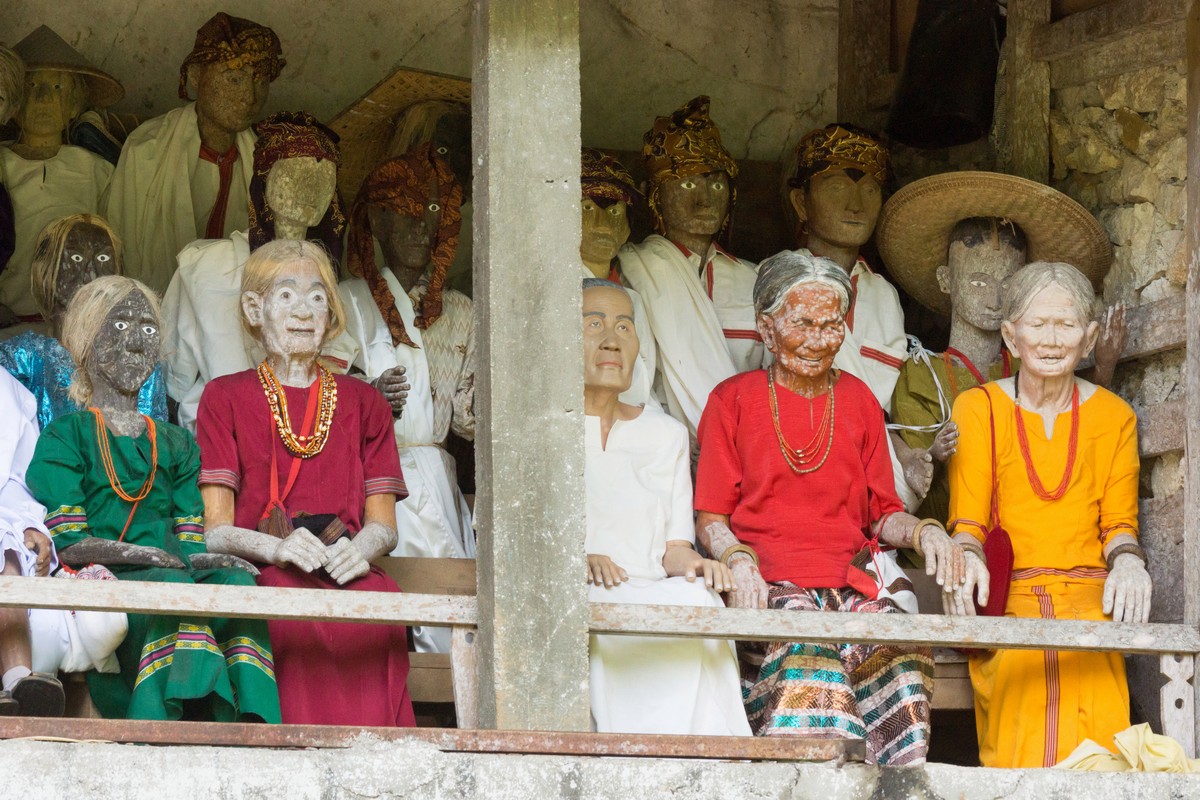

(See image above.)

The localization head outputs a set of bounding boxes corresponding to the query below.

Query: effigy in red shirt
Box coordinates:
[694,368,902,588]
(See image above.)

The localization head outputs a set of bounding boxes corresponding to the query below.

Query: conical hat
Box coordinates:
[13,25,124,109]
[876,171,1111,315]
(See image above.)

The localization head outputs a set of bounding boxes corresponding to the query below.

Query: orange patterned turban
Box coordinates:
[641,96,738,234]
[789,123,889,188]
[179,12,285,99]
[347,143,463,348]
[581,148,638,206]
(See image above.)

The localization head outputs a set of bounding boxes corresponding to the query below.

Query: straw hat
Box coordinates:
[329,66,470,205]
[876,171,1111,316]
[13,25,124,109]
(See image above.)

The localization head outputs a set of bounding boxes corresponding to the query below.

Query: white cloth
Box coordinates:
[328,272,476,652]
[104,104,254,294]
[618,235,763,438]
[581,264,658,409]
[161,231,264,432]
[585,408,750,736]
[0,146,113,316]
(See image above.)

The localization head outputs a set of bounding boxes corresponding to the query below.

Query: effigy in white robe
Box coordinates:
[327,268,476,653]
[579,263,658,409]
[161,231,264,432]
[104,104,254,294]
[618,234,763,440]
[586,407,750,736]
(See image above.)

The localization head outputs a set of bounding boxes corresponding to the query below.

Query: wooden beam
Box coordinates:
[1005,0,1053,182]
[1033,0,1188,62]
[1183,0,1200,757]
[1139,399,1186,457]
[1049,23,1185,89]
[471,0,589,733]
[838,0,891,124]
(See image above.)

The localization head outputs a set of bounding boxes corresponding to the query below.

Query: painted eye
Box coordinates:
[679,180,697,190]
[711,181,725,192]
[436,146,449,155]
[70,254,84,263]
[142,325,157,336]
[970,280,987,288]
[96,254,111,263]
[608,206,622,217]
[114,320,129,331]
[428,202,441,213]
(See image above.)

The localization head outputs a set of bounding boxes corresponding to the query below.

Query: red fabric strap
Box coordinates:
[199,142,238,239]
[264,378,322,520]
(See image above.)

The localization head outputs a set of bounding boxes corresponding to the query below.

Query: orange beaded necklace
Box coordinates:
[1012,371,1079,501]
[89,407,158,541]
[767,366,835,475]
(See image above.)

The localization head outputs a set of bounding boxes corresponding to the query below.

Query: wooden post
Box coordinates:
[1183,0,1200,758]
[470,0,590,731]
[1004,0,1052,182]
[838,0,891,125]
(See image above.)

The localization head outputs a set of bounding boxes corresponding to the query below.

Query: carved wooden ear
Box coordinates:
[788,187,807,224]
[242,291,265,328]
[186,63,202,98]
[936,265,951,295]
[756,314,776,353]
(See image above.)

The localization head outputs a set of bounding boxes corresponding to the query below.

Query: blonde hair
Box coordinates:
[61,275,160,407]
[30,214,122,319]
[241,239,345,343]
[0,46,24,124]
[385,99,469,160]
[1002,261,1099,326]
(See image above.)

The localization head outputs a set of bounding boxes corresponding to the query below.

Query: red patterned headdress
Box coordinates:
[179,12,285,99]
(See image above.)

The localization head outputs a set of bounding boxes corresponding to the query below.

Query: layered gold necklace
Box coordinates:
[767,365,835,474]
[257,360,339,458]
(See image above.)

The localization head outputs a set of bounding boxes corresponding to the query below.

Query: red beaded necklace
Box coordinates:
[1012,371,1079,501]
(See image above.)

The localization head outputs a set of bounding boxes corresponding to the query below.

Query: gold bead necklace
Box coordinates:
[257,360,339,458]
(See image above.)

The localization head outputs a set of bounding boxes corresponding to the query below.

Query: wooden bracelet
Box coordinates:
[912,518,945,557]
[719,543,759,568]
[1105,542,1147,571]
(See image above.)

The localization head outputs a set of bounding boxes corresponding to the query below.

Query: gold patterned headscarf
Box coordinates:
[789,123,889,188]
[178,12,285,100]
[642,96,738,234]
[581,148,638,206]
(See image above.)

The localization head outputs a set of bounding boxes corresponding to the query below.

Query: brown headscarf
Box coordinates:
[247,111,346,266]
[347,143,463,348]
[641,96,738,234]
[581,147,638,206]
[789,123,889,188]
[178,12,285,100]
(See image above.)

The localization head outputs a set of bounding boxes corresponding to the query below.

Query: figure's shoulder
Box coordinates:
[206,369,258,397]
[712,368,766,402]
[1087,384,1136,420]
[0,364,36,420]
[633,405,687,438]
[834,370,879,405]
[154,418,199,453]
[124,106,190,145]
[439,288,473,316]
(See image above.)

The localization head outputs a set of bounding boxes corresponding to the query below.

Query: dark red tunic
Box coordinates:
[197,369,415,727]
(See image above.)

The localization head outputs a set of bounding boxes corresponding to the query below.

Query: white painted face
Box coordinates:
[1001,283,1100,379]
[756,283,846,382]
[582,285,638,395]
[265,157,337,231]
[243,259,331,360]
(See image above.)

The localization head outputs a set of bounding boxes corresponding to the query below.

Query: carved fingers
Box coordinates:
[900,446,935,497]
[929,422,959,462]
[922,525,965,591]
[943,550,989,616]
[325,538,370,586]
[23,529,53,577]
[1103,552,1152,624]
[189,552,260,577]
[586,554,627,588]
[372,366,410,417]
[273,527,328,573]
[728,557,769,610]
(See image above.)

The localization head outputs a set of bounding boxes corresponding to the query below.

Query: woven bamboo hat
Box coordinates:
[876,171,1111,315]
[13,25,124,109]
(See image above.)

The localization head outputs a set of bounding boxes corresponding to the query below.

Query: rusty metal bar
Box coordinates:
[0,717,864,762]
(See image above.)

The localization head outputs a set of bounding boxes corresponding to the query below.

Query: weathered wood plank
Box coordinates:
[1138,399,1186,457]
[377,557,476,596]
[1005,0,1053,183]
[590,603,1200,655]
[1050,23,1184,89]
[1033,0,1187,61]
[408,653,454,704]
[451,626,480,729]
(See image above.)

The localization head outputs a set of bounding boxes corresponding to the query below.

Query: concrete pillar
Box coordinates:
[470,0,590,731]
[1184,0,1200,757]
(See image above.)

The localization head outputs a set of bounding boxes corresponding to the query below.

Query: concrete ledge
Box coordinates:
[3,736,1200,799]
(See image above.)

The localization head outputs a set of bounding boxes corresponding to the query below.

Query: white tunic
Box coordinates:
[161,231,264,432]
[618,235,763,439]
[586,408,750,736]
[105,104,254,294]
[0,146,113,317]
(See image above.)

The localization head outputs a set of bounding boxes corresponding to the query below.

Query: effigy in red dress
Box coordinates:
[196,369,415,727]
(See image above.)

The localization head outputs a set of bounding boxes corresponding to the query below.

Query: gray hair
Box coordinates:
[581,278,633,319]
[753,250,852,317]
[1002,261,1098,325]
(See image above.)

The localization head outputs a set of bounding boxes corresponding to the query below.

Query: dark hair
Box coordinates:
[948,217,1028,253]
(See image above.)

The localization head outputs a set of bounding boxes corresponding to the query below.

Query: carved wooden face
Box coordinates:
[582,285,638,395]
[658,171,729,240]
[89,291,159,399]
[795,169,882,250]
[938,235,1024,332]
[16,69,82,139]
[431,111,471,193]
[757,283,845,383]
[243,258,330,361]
[1001,283,1099,380]
[56,222,118,315]
[265,157,336,231]
[580,198,630,269]
[370,189,441,273]
[193,61,269,136]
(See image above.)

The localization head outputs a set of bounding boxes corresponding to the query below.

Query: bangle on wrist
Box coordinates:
[720,543,759,568]
[1105,542,1147,571]
[911,518,945,557]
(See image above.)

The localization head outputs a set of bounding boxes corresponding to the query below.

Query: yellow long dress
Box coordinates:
[948,382,1139,768]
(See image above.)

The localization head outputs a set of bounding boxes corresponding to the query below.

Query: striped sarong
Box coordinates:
[743,584,934,765]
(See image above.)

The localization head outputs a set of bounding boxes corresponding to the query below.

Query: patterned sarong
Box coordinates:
[743,584,934,765]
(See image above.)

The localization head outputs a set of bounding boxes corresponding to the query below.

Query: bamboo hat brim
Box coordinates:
[13,25,124,109]
[876,171,1112,315]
